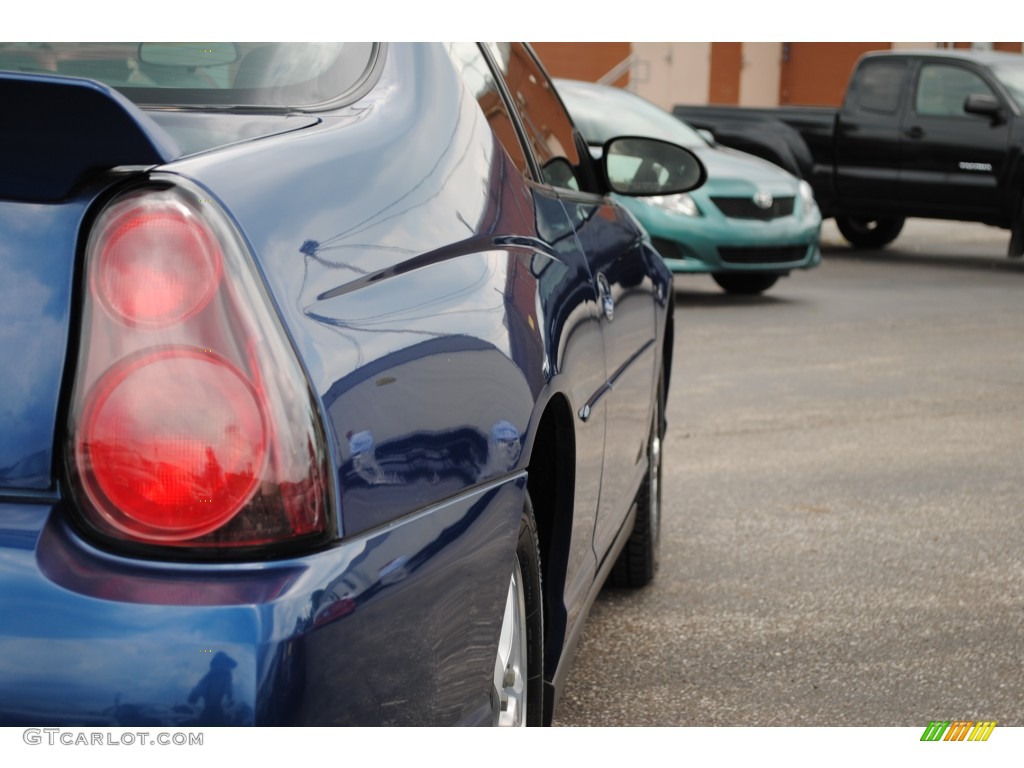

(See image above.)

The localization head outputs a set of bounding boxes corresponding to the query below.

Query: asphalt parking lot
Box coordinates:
[554,219,1024,726]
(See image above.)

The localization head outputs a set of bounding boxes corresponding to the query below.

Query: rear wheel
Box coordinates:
[493,494,544,726]
[712,273,779,295]
[610,368,663,588]
[836,215,905,249]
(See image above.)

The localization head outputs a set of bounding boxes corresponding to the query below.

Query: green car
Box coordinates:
[556,79,822,294]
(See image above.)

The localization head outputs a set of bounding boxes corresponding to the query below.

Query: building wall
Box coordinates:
[738,43,782,107]
[532,42,1024,111]
[530,42,632,87]
[630,42,710,109]
[709,42,742,104]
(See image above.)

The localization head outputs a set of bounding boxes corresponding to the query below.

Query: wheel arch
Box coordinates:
[524,392,575,725]
[661,301,674,438]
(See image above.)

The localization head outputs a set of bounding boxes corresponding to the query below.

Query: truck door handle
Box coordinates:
[905,126,925,139]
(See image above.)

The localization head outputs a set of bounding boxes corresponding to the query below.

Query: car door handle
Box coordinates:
[596,273,614,321]
[905,126,925,139]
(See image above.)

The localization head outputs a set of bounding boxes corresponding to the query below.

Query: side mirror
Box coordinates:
[697,128,716,145]
[964,93,1004,123]
[139,43,239,68]
[602,136,706,196]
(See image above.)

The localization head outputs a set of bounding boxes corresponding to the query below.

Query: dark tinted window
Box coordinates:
[915,63,995,117]
[448,43,530,176]
[852,59,907,114]
[483,43,582,190]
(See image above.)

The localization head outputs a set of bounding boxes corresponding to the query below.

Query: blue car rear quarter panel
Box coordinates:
[0,43,607,725]
[0,478,521,725]
[168,43,549,538]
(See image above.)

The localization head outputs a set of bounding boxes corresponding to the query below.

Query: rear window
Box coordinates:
[0,42,378,109]
[850,59,907,114]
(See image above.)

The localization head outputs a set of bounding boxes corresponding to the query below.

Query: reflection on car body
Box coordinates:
[0,42,704,726]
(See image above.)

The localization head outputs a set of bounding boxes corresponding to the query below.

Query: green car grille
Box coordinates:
[711,196,795,220]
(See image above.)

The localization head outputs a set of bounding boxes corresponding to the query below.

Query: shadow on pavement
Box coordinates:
[672,286,804,308]
[821,244,1024,275]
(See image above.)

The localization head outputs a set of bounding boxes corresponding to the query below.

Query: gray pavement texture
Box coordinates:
[553,219,1024,726]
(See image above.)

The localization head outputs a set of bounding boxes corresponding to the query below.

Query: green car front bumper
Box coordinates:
[617,193,822,275]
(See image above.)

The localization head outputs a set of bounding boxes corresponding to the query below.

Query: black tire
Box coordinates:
[712,273,779,295]
[836,215,905,249]
[610,369,663,588]
[494,494,544,726]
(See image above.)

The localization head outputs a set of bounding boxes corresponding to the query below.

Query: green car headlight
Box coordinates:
[798,180,817,211]
[647,193,701,217]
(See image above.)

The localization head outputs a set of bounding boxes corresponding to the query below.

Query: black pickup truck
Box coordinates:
[674,49,1024,256]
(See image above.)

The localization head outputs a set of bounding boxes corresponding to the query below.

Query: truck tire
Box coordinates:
[836,215,905,249]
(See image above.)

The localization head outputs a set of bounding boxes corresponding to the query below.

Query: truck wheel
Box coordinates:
[836,215,905,249]
[712,273,779,295]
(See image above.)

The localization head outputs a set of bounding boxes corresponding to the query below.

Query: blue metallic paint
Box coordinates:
[0,191,105,491]
[0,43,674,725]
[1,477,521,725]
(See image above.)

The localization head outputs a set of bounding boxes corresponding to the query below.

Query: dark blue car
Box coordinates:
[0,42,703,726]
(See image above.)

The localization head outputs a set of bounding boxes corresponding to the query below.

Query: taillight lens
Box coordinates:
[68,184,331,553]
[92,207,222,327]
[80,349,267,540]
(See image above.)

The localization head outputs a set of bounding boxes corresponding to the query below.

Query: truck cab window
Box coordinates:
[852,59,906,114]
[915,64,995,117]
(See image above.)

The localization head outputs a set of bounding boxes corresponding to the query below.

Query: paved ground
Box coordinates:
[553,219,1024,726]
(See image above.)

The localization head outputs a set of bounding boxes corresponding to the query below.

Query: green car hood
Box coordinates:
[691,144,799,195]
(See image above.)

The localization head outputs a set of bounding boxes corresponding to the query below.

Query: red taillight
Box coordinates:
[79,349,268,541]
[68,184,330,552]
[92,208,222,327]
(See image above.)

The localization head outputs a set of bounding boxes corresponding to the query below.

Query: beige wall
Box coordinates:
[631,42,710,110]
[738,43,782,106]
[633,42,780,109]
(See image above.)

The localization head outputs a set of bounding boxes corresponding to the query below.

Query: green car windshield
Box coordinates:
[556,79,707,148]
[0,42,377,109]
